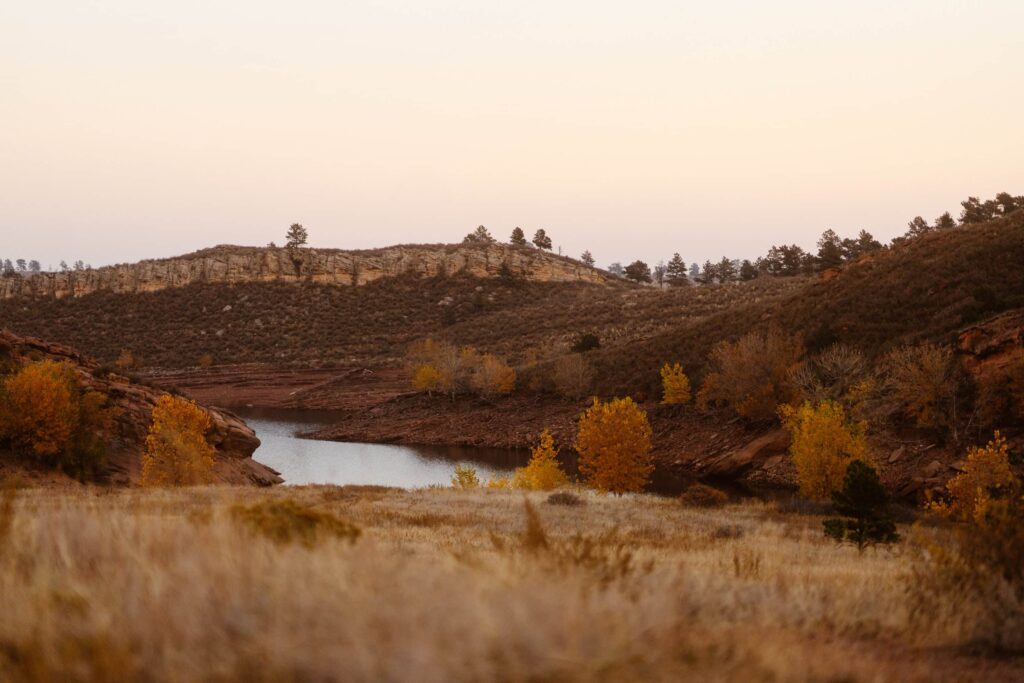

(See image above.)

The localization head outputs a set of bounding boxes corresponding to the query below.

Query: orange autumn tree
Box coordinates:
[141,395,217,487]
[932,431,1019,522]
[0,360,80,460]
[575,397,653,494]
[780,400,868,500]
[512,429,569,490]
[660,363,692,405]
[472,353,516,397]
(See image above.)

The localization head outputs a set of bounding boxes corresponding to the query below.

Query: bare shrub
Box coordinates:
[698,328,804,421]
[679,483,728,508]
[789,343,869,405]
[552,354,593,401]
[879,343,962,437]
[546,491,583,506]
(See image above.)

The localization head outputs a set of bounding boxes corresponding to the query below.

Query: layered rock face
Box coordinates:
[0,243,609,299]
[0,331,281,486]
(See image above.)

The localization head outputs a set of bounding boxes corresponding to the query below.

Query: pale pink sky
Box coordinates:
[2,1,1022,270]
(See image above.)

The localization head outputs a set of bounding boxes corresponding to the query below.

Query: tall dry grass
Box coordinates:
[0,485,1017,682]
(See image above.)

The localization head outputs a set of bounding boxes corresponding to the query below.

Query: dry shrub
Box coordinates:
[974,354,1024,429]
[511,429,569,490]
[659,362,691,405]
[141,395,216,487]
[0,360,79,459]
[413,364,443,394]
[698,328,804,421]
[780,400,868,500]
[789,343,869,405]
[575,397,653,494]
[680,483,729,508]
[471,353,516,397]
[552,353,593,400]
[880,343,961,436]
[546,491,583,506]
[231,498,361,547]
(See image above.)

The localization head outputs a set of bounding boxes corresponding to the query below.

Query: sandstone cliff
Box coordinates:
[0,331,281,486]
[0,243,610,299]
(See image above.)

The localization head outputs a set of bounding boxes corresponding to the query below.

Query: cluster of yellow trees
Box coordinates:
[140,395,217,487]
[409,339,515,399]
[454,397,654,495]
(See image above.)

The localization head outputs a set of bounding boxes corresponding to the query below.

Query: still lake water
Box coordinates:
[240,408,530,487]
[239,408,692,493]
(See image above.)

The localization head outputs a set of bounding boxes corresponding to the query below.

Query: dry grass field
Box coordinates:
[1,485,1019,682]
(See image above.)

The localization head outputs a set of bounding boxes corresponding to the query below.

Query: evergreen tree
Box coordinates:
[15,259,26,272]
[699,260,717,284]
[463,225,495,244]
[934,212,956,231]
[532,229,553,250]
[285,223,308,249]
[28,260,41,273]
[665,253,688,286]
[607,262,624,277]
[624,260,652,283]
[823,460,900,551]
[688,262,701,280]
[816,229,844,269]
[716,256,736,283]
[739,259,758,281]
[905,216,931,238]
[510,227,527,245]
[580,250,595,266]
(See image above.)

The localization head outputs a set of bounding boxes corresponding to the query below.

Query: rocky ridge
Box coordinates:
[0,243,610,299]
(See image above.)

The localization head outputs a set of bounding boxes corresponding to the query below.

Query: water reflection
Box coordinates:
[239,408,529,487]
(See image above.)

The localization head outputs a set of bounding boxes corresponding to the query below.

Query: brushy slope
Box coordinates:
[0,485,1015,682]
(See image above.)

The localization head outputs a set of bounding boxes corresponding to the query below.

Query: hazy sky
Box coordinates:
[3,1,1023,270]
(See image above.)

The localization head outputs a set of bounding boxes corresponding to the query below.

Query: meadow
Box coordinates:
[1,484,1018,682]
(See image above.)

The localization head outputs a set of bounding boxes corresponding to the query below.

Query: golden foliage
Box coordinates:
[413,364,444,394]
[660,363,691,405]
[575,397,653,494]
[932,432,1018,522]
[698,328,803,421]
[780,400,868,500]
[0,360,80,459]
[472,353,516,397]
[512,429,569,490]
[407,339,515,399]
[141,395,216,487]
[450,464,480,489]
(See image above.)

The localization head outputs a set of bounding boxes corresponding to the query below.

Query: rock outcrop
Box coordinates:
[958,308,1024,378]
[0,243,611,299]
[0,331,281,486]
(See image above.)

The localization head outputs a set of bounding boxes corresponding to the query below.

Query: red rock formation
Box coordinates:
[0,331,280,486]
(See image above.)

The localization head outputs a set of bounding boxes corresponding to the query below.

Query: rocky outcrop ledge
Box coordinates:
[0,331,281,486]
[0,243,610,299]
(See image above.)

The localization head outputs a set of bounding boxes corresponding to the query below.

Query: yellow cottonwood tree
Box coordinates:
[575,397,653,494]
[780,400,868,500]
[660,363,692,405]
[933,431,1018,522]
[513,429,568,490]
[141,395,217,487]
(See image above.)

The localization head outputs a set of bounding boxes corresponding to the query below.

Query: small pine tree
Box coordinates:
[660,363,691,405]
[739,259,758,281]
[624,260,652,283]
[532,229,552,250]
[510,227,527,246]
[464,225,495,244]
[816,229,845,269]
[580,250,595,267]
[285,223,308,249]
[665,253,688,286]
[823,460,899,550]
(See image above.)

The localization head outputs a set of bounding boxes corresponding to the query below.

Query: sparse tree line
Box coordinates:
[0,258,93,276]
